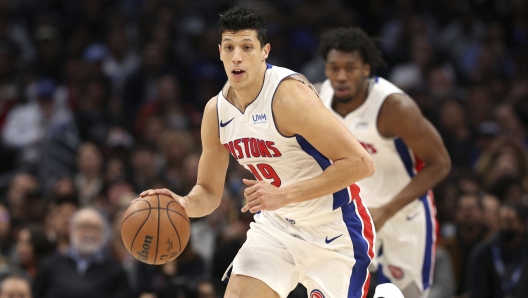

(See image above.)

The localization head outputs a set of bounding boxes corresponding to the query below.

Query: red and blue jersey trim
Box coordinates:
[295,135,358,209]
[343,197,375,297]
[394,138,436,290]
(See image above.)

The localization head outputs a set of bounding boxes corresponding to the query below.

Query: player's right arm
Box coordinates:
[139,96,229,218]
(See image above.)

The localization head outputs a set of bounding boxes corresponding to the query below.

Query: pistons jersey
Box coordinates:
[217,64,359,221]
[320,77,419,208]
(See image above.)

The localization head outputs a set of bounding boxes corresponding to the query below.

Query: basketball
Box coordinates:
[121,194,190,265]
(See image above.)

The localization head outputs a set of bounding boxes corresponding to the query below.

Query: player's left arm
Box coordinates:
[242,78,375,213]
[371,93,451,229]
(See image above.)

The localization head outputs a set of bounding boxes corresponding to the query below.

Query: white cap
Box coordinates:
[373,283,405,298]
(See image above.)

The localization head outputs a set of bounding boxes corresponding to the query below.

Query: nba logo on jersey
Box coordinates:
[252,113,267,124]
[310,289,325,298]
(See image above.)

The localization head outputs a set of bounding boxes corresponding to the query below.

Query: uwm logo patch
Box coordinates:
[252,113,267,124]
[310,289,325,298]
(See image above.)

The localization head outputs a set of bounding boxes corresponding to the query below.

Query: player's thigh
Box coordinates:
[377,196,435,292]
[225,212,299,298]
[225,274,280,298]
[296,201,374,297]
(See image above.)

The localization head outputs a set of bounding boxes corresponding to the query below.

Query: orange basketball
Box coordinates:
[121,194,190,265]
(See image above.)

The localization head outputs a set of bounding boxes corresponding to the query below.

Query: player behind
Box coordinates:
[137,6,377,298]
[317,27,451,298]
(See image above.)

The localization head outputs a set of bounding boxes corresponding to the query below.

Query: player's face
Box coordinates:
[219,30,270,90]
[325,49,371,103]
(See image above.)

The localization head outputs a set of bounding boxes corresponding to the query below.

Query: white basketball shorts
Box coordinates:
[374,191,437,293]
[222,198,375,298]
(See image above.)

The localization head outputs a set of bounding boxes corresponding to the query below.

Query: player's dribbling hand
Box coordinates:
[131,188,187,210]
[241,179,286,213]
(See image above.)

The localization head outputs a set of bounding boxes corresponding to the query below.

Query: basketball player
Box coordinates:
[317,27,451,298]
[137,7,376,298]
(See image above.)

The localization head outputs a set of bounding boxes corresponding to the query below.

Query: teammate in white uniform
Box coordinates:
[317,27,451,298]
[137,7,376,298]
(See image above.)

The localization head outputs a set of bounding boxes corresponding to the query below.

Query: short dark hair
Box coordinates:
[218,6,267,48]
[319,27,386,75]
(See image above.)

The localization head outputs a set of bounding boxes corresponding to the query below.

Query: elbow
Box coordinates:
[437,154,452,180]
[361,154,376,179]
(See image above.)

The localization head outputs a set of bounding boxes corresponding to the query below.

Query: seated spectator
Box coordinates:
[3,174,38,228]
[75,143,103,206]
[389,35,434,91]
[0,204,11,256]
[439,193,492,296]
[475,139,528,191]
[33,208,129,298]
[467,203,528,298]
[11,225,53,280]
[437,98,475,168]
[44,196,79,254]
[102,27,140,96]
[0,275,32,298]
[130,144,160,193]
[2,78,76,167]
[134,75,190,137]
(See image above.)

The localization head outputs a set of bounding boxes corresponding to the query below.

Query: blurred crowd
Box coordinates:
[0,0,526,297]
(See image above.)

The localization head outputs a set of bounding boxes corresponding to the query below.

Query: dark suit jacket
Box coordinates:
[33,252,130,298]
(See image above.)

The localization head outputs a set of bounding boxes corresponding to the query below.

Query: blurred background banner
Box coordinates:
[0,0,526,298]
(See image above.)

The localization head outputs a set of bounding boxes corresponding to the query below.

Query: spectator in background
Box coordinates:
[466,84,494,128]
[2,79,72,164]
[11,225,52,280]
[28,25,63,82]
[439,193,492,296]
[123,42,171,130]
[75,77,110,144]
[468,203,528,298]
[158,130,195,193]
[3,174,37,228]
[103,157,129,185]
[0,204,11,255]
[74,142,103,206]
[493,103,525,143]
[0,11,34,67]
[33,208,129,298]
[437,97,475,167]
[44,196,78,254]
[103,27,140,97]
[475,139,528,192]
[50,177,77,200]
[0,275,32,298]
[130,144,159,193]
[135,75,189,137]
[389,35,434,91]
[2,77,78,193]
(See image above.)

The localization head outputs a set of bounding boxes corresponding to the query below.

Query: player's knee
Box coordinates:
[224,275,280,298]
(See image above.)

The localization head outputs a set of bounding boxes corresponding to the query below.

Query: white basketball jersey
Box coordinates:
[320,77,421,208]
[217,64,358,221]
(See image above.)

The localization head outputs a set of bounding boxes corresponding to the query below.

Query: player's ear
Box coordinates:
[218,44,222,61]
[262,43,270,60]
[364,64,371,77]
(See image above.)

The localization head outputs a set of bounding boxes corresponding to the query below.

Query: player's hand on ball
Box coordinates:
[132,188,187,210]
[242,179,286,213]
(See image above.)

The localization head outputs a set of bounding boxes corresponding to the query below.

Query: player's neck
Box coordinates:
[333,80,370,117]
[228,62,267,112]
